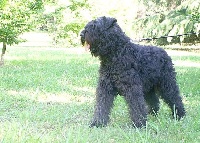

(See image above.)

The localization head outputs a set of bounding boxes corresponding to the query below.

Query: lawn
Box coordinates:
[0,47,200,143]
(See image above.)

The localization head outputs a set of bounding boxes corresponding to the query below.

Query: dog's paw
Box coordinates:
[89,120,107,128]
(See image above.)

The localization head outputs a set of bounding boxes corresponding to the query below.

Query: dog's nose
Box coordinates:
[80,32,84,36]
[80,29,86,36]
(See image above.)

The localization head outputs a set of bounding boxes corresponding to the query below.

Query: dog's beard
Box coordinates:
[80,30,99,56]
[80,30,91,52]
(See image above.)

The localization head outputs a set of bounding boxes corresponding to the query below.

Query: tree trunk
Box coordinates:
[0,42,6,66]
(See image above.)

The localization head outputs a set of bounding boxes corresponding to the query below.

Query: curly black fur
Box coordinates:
[80,16,185,128]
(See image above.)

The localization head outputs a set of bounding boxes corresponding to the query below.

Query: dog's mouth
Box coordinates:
[84,41,90,51]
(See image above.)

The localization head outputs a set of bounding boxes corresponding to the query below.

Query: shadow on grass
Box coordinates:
[0,87,95,142]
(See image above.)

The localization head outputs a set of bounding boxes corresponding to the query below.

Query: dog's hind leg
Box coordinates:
[90,76,117,128]
[144,88,160,115]
[159,74,186,120]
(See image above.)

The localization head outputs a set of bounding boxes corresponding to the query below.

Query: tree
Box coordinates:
[36,0,199,47]
[38,0,90,47]
[39,0,137,47]
[133,0,200,45]
[0,0,7,9]
[0,0,43,66]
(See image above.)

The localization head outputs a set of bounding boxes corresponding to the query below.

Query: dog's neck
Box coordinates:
[98,40,131,65]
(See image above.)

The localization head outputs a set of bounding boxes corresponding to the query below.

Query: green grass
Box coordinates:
[0,47,200,143]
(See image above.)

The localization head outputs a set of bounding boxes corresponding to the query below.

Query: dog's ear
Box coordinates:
[109,17,117,25]
[103,17,117,30]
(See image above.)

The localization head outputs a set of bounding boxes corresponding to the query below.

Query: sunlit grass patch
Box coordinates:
[0,47,200,142]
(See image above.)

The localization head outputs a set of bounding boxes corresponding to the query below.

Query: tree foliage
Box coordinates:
[133,0,200,45]
[1,0,199,49]
[0,0,43,45]
[0,0,43,65]
[38,0,90,47]
[0,0,7,9]
[39,0,138,47]
[40,0,199,47]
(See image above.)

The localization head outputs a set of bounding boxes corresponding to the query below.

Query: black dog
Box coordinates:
[80,16,185,128]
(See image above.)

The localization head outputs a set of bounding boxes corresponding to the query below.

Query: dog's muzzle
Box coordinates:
[80,30,86,46]
[80,30,90,51]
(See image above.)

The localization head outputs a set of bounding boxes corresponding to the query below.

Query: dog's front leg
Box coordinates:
[123,84,148,128]
[90,76,117,128]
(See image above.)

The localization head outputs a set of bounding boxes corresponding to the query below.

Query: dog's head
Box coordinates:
[80,16,119,57]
